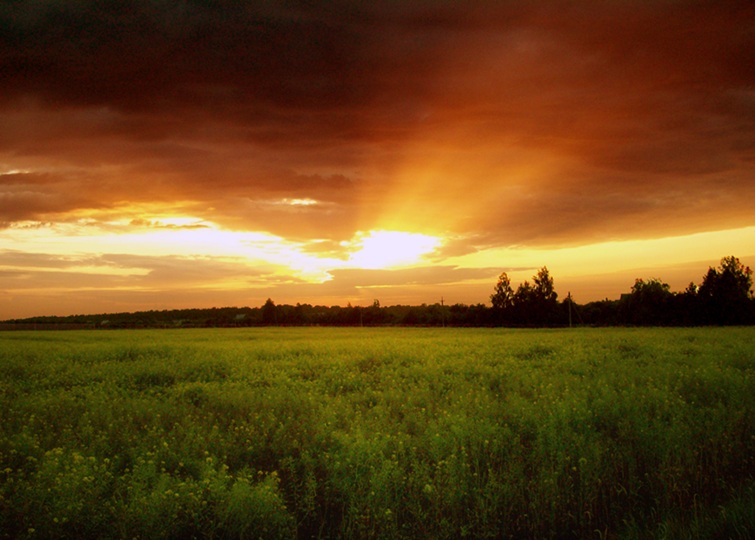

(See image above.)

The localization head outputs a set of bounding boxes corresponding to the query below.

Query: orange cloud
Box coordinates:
[1,1,753,317]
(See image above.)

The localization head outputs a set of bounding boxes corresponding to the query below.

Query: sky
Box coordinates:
[1,1,754,319]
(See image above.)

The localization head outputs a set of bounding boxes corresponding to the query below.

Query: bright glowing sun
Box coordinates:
[346,230,441,270]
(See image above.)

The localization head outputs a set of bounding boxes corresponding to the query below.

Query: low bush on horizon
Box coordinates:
[1,327,753,538]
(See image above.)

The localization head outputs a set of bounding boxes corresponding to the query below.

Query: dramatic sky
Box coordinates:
[1,1,754,318]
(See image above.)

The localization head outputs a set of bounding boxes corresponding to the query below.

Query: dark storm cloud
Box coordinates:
[0,1,371,117]
[1,0,753,244]
[5,1,746,138]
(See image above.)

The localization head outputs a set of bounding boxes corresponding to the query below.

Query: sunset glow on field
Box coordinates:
[1,2,753,318]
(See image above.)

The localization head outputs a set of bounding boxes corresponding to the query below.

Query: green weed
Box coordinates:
[0,327,752,539]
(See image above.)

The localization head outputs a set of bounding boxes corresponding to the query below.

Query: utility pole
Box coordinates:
[568,292,573,328]
[441,296,445,327]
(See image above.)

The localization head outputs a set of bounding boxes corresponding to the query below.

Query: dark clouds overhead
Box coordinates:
[1,0,754,244]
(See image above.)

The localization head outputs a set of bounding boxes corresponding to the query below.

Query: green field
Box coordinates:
[1,327,753,539]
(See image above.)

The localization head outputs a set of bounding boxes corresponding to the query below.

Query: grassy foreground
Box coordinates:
[0,327,753,539]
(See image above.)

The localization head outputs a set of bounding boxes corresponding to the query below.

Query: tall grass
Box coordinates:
[1,327,753,538]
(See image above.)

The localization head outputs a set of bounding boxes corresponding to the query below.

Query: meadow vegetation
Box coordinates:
[0,327,753,539]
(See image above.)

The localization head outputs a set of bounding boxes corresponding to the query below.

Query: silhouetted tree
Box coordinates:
[533,266,558,304]
[261,298,277,325]
[490,267,561,326]
[670,282,700,325]
[491,272,515,324]
[698,256,753,324]
[619,278,672,325]
[512,267,560,325]
[512,280,535,325]
[362,299,386,325]
[581,299,620,326]
[491,272,515,310]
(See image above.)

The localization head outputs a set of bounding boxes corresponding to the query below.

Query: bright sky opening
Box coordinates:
[0,1,753,318]
[345,231,442,270]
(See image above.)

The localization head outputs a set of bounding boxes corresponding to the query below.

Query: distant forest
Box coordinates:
[2,256,752,329]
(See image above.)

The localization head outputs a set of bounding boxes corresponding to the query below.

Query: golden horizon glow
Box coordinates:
[1,216,446,287]
[344,230,442,270]
[447,226,755,274]
[1,3,752,319]
[2,217,753,318]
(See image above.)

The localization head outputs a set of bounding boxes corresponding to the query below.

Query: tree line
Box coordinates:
[1,256,751,329]
[489,256,753,327]
[582,256,754,326]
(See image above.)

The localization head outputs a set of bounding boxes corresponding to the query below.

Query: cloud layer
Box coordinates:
[1,1,754,316]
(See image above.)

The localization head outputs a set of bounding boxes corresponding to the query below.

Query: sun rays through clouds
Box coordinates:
[1,1,753,317]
